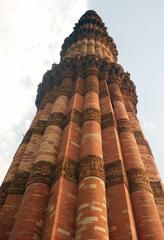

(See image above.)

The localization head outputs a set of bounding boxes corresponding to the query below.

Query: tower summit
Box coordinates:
[0,10,164,240]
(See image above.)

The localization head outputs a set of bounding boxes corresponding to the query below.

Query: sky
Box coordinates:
[0,0,164,184]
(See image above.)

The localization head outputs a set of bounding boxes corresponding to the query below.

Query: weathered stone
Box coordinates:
[104,160,126,187]
[127,168,152,193]
[78,156,104,182]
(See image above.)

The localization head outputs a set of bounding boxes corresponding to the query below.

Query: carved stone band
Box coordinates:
[134,130,146,145]
[83,108,101,124]
[53,159,78,184]
[8,171,30,194]
[0,181,10,205]
[66,109,83,127]
[117,118,133,134]
[125,103,134,113]
[101,112,115,129]
[33,120,47,135]
[109,92,122,102]
[27,161,55,187]
[134,130,153,155]
[57,86,73,98]
[78,156,104,182]
[99,90,109,98]
[127,168,152,193]
[134,130,152,151]
[150,181,164,198]
[48,112,66,129]
[104,160,126,187]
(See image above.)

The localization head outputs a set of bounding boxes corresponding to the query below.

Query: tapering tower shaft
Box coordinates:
[0,10,164,240]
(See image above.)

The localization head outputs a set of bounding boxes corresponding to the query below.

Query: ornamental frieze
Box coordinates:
[67,109,83,127]
[99,60,110,75]
[99,89,109,98]
[39,102,46,110]
[124,102,134,113]
[83,108,101,124]
[134,130,153,155]
[57,86,73,98]
[127,168,152,193]
[78,156,104,182]
[60,29,118,62]
[46,91,57,104]
[63,160,78,183]
[52,161,62,183]
[84,68,100,78]
[101,112,115,129]
[150,181,164,198]
[109,92,122,102]
[0,181,10,205]
[8,171,30,194]
[117,118,133,134]
[48,112,66,129]
[52,159,78,184]
[104,160,126,187]
[81,56,99,78]
[27,161,55,186]
[108,63,123,81]
[134,130,146,145]
[33,120,47,135]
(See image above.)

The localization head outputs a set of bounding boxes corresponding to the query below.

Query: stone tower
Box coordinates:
[0,10,164,240]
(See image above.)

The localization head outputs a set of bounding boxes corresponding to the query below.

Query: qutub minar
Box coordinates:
[0,10,164,240]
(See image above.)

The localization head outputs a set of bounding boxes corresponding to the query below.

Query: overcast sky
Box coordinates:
[0,0,164,184]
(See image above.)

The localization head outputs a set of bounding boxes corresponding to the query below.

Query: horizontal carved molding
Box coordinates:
[0,181,11,205]
[134,130,146,145]
[78,155,104,182]
[33,120,47,135]
[104,160,126,187]
[8,171,30,194]
[101,112,115,129]
[124,102,134,113]
[110,92,122,102]
[127,168,152,193]
[117,118,133,134]
[22,129,33,144]
[36,57,137,111]
[27,161,55,187]
[83,108,101,124]
[99,91,109,98]
[22,121,47,144]
[134,130,153,155]
[150,181,164,198]
[66,109,83,127]
[57,86,73,98]
[48,112,66,129]
[53,159,78,184]
[84,68,100,79]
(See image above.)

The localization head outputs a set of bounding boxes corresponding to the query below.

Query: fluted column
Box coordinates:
[75,70,109,240]
[121,79,164,231]
[99,76,137,240]
[41,74,84,240]
[0,96,55,240]
[108,65,164,239]
[9,76,73,240]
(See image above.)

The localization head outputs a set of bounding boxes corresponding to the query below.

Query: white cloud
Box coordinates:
[0,0,89,184]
